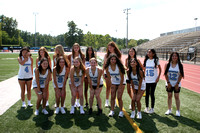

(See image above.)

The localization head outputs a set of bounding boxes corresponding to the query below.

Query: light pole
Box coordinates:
[123,8,131,48]
[33,12,38,47]
[194,18,198,31]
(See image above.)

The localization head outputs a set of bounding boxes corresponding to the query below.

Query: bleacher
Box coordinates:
[136,30,200,62]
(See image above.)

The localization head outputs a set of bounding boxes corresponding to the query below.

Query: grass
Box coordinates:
[0,53,200,133]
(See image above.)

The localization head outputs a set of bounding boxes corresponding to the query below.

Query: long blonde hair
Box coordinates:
[72,43,85,60]
[74,57,86,76]
[38,47,50,60]
[54,44,70,65]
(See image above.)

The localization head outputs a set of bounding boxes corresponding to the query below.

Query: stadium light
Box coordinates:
[123,8,131,48]
[33,12,38,47]
[194,18,198,31]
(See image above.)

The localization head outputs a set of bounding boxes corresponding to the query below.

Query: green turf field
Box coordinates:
[0,53,200,133]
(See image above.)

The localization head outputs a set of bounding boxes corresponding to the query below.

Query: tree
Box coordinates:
[128,39,137,48]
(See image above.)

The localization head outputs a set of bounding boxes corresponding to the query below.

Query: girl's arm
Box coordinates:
[86,68,92,89]
[31,57,33,75]
[156,65,162,83]
[70,67,75,87]
[119,70,124,86]
[80,70,85,86]
[35,68,40,90]
[48,56,52,69]
[164,63,172,89]
[36,58,39,68]
[125,58,128,70]
[53,67,59,89]
[138,70,143,92]
[62,67,69,89]
[97,68,103,88]
[18,57,28,65]
[82,54,85,65]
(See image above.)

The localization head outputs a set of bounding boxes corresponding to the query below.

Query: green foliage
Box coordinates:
[128,39,137,48]
[137,39,149,45]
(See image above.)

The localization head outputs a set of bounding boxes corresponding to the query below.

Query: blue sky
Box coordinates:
[0,0,200,40]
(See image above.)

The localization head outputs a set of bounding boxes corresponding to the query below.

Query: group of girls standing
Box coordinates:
[18,41,184,118]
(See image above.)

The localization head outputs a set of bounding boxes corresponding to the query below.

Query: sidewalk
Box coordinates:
[0,75,21,115]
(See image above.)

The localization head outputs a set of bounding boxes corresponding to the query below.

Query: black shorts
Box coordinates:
[18,78,33,81]
[166,86,181,93]
[92,85,103,89]
[126,79,130,84]
[104,74,107,78]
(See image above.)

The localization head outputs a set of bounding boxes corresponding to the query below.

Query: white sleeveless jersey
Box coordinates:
[18,56,33,79]
[166,63,181,87]
[54,57,57,66]
[71,54,81,66]
[37,60,41,67]
[32,69,48,88]
[130,72,146,90]
[89,67,103,86]
[145,59,160,83]
[53,66,66,88]
[108,65,125,85]
[85,61,91,68]
[69,70,82,87]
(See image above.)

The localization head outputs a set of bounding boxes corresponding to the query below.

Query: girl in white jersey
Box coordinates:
[86,58,103,115]
[36,47,51,106]
[33,58,51,115]
[18,47,33,108]
[103,41,122,107]
[53,56,69,114]
[164,52,184,117]
[125,47,144,109]
[127,58,145,119]
[143,49,161,114]
[84,46,96,108]
[69,57,86,114]
[104,53,126,117]
[68,43,85,108]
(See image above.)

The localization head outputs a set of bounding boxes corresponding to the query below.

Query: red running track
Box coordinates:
[97,52,200,94]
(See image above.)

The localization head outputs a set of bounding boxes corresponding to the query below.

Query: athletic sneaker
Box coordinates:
[46,101,49,106]
[55,107,60,114]
[54,103,57,108]
[144,107,149,113]
[176,110,180,117]
[108,110,114,117]
[165,109,172,115]
[118,111,124,118]
[130,111,135,119]
[148,108,154,114]
[84,103,89,108]
[42,109,49,115]
[137,112,142,119]
[80,106,85,114]
[28,101,33,107]
[105,100,109,107]
[129,104,132,110]
[22,101,26,108]
[70,106,75,114]
[34,109,39,115]
[60,107,66,114]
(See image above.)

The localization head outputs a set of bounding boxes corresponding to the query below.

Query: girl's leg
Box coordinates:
[42,88,47,109]
[77,86,84,106]
[150,83,157,108]
[117,85,125,111]
[70,84,76,106]
[132,89,137,111]
[55,89,61,107]
[34,88,43,109]
[89,89,95,108]
[167,92,173,110]
[61,89,66,107]
[136,90,145,112]
[127,83,132,99]
[110,85,117,111]
[18,80,26,102]
[145,83,150,108]
[174,93,180,111]
[26,80,32,101]
[105,77,111,102]
[95,87,103,109]
[84,77,89,105]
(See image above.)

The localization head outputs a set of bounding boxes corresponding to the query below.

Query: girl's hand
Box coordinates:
[167,83,172,90]
[156,77,160,83]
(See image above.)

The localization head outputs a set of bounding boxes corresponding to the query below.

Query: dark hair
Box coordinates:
[127,47,137,68]
[164,52,184,78]
[19,47,31,57]
[106,41,121,59]
[128,58,144,81]
[38,58,52,74]
[143,49,159,68]
[86,46,95,61]
[56,56,69,74]
[104,53,125,74]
